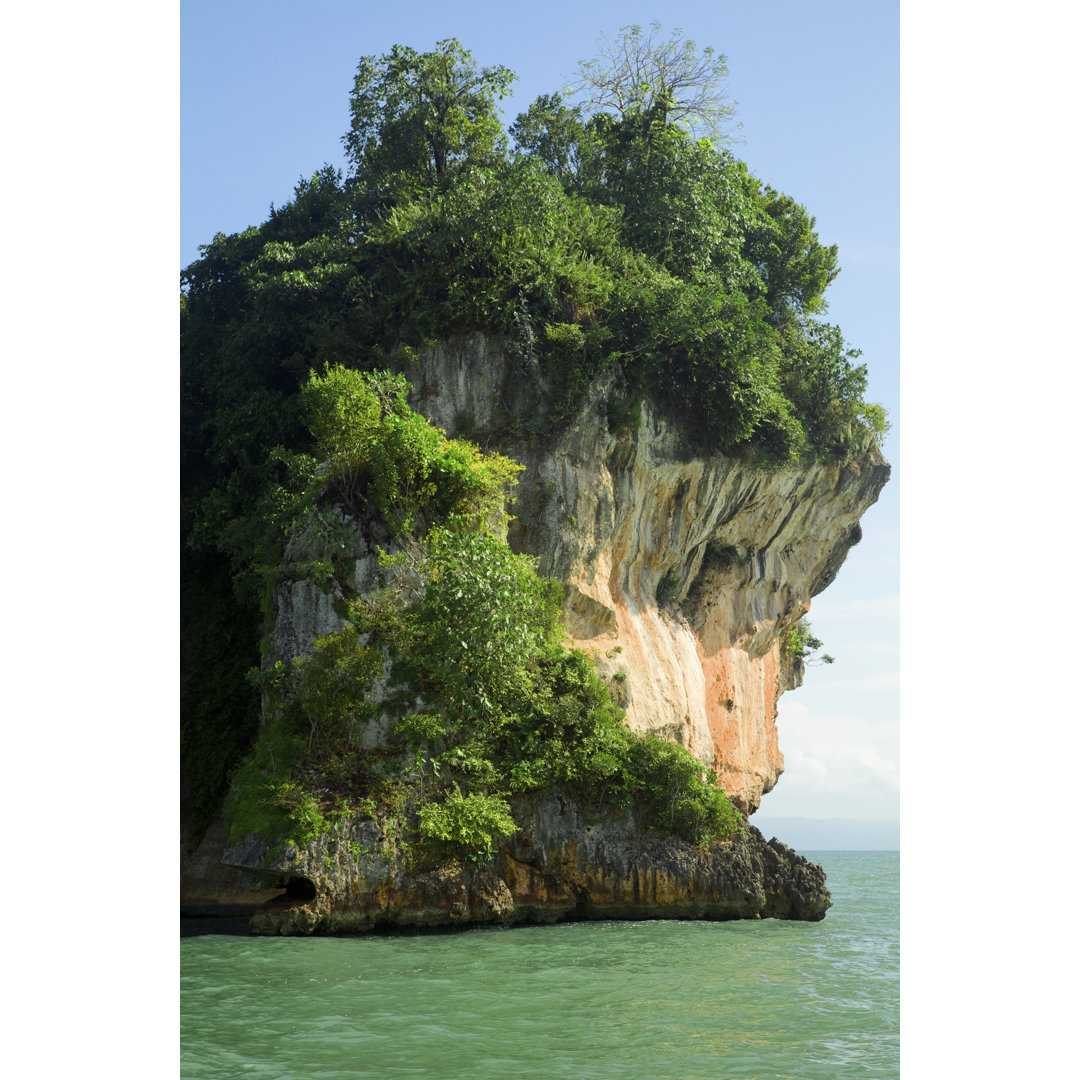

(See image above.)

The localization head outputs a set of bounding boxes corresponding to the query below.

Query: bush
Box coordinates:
[301,366,523,533]
[290,627,385,749]
[399,526,564,726]
[418,788,517,864]
[777,322,889,461]
[620,735,743,846]
[223,719,319,849]
[784,617,834,666]
[356,162,629,342]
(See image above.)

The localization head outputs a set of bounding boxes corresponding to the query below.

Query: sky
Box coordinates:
[181,0,901,824]
[4,2,1079,1072]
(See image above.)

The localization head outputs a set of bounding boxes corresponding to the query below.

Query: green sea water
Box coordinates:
[180,850,899,1079]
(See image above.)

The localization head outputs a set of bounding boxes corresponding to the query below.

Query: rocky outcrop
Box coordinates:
[267,332,888,814]
[223,795,829,935]
[402,333,889,813]
[181,817,284,917]
[188,331,887,927]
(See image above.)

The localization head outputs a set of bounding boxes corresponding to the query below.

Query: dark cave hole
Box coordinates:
[282,875,316,902]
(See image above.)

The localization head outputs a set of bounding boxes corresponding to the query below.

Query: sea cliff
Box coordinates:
[191,333,888,932]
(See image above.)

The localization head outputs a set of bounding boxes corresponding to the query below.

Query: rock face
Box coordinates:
[223,795,830,935]
[181,818,284,917]
[402,333,890,814]
[195,331,888,928]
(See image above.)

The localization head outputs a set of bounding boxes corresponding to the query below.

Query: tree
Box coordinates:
[509,93,591,182]
[748,186,840,321]
[342,38,515,190]
[572,22,739,144]
[591,123,756,281]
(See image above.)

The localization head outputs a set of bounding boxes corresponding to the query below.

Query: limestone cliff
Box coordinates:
[189,331,888,929]
[403,333,889,814]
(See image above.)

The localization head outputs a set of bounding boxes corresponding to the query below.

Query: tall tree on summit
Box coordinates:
[343,38,515,192]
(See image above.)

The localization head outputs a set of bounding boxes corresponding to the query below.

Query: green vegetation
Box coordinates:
[223,371,742,862]
[182,27,884,847]
[572,22,739,141]
[784,617,835,667]
[418,790,517,865]
[223,715,323,853]
[301,366,522,535]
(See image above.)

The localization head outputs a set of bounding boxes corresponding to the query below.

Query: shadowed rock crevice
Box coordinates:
[282,875,317,902]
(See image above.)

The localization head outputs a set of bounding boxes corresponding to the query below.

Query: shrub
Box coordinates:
[223,719,321,849]
[784,617,834,665]
[418,788,517,864]
[291,627,385,749]
[619,735,743,846]
[301,366,523,534]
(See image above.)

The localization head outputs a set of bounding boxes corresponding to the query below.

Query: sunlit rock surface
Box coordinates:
[405,333,889,814]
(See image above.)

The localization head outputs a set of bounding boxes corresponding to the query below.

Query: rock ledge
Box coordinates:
[224,794,830,935]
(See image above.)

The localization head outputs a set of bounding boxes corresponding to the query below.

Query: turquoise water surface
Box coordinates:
[181,850,898,1079]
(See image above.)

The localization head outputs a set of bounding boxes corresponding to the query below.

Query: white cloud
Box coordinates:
[765,700,900,819]
[788,750,830,778]
[855,744,901,790]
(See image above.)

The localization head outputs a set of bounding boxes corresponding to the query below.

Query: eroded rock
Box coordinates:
[224,796,830,935]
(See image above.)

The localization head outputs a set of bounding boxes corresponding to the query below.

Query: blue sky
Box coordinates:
[182,0,901,823]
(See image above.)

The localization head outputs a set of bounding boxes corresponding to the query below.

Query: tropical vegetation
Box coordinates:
[224,368,741,863]
[182,27,885,860]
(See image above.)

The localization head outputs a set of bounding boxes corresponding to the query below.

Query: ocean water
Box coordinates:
[180,850,898,1079]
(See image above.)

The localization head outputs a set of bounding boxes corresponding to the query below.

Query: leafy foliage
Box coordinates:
[748,185,840,322]
[398,527,564,723]
[509,93,593,182]
[223,716,323,850]
[225,395,743,861]
[776,322,889,460]
[353,160,629,344]
[418,789,517,864]
[589,126,759,281]
[289,627,385,749]
[621,735,743,844]
[573,21,739,143]
[784,617,834,666]
[302,365,523,534]
[184,32,887,846]
[344,38,515,193]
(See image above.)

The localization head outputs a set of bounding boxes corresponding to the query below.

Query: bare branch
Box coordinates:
[571,22,739,143]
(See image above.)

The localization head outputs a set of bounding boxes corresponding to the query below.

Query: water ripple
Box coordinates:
[182,851,898,1079]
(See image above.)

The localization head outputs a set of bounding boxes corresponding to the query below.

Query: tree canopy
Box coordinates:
[572,22,739,144]
[343,38,515,192]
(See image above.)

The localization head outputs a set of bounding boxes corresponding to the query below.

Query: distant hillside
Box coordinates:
[751,817,899,851]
